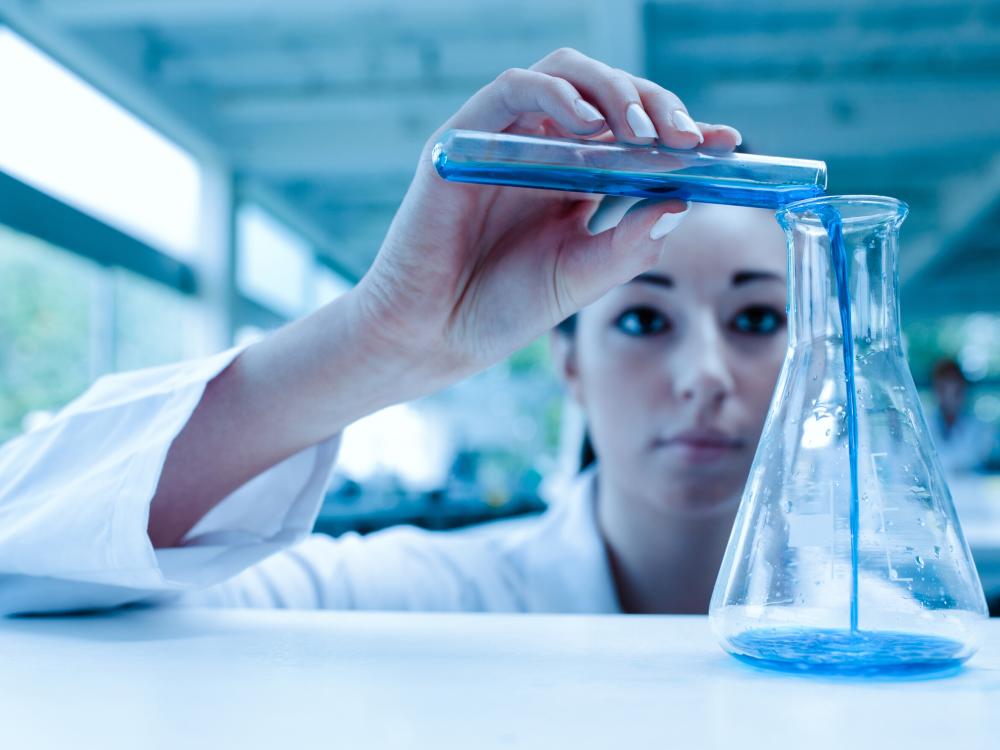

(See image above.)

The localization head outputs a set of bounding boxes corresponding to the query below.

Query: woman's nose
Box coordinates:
[670,319,735,409]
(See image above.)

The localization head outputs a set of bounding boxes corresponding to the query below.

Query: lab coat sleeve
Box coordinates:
[173,524,522,612]
[0,347,340,616]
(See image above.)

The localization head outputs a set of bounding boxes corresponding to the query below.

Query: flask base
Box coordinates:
[726,627,969,676]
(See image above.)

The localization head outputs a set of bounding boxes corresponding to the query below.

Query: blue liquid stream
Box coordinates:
[820,208,862,634]
[435,161,824,209]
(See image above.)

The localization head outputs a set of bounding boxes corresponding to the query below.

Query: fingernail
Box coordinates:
[626,102,657,139]
[574,98,604,123]
[718,124,743,146]
[649,205,690,240]
[670,110,704,143]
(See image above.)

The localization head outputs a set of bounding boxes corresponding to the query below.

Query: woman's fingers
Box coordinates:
[626,75,705,149]
[442,48,745,157]
[446,67,607,135]
[698,123,743,151]
[531,48,657,145]
[555,199,689,318]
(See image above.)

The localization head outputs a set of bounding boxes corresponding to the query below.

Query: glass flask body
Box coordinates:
[709,195,988,675]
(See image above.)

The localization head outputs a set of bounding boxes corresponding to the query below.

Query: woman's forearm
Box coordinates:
[147,289,435,548]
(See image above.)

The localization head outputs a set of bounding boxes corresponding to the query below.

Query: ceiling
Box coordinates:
[1,0,998,315]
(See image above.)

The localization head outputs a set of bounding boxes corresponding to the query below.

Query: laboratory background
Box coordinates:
[1,0,999,593]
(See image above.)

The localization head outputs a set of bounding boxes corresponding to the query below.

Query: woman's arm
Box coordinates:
[147,292,420,548]
[148,47,741,548]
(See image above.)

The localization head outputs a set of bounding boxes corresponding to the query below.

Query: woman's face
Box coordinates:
[560,203,788,518]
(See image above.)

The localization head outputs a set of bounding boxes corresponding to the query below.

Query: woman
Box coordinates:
[0,49,785,615]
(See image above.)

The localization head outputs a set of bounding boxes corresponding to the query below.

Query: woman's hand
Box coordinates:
[148,49,740,546]
[354,47,741,389]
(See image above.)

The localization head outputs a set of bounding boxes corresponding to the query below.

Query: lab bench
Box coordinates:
[1,608,997,749]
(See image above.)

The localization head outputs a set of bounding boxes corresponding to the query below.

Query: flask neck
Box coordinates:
[781,201,906,353]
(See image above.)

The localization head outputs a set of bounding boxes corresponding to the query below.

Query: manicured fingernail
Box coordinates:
[574,98,604,123]
[649,205,689,240]
[671,110,704,142]
[715,124,743,146]
[626,102,657,139]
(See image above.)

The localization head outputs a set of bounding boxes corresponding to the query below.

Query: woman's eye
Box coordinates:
[731,305,786,335]
[614,307,670,337]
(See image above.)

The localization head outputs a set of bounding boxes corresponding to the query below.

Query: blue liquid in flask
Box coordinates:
[728,628,966,676]
[729,206,969,677]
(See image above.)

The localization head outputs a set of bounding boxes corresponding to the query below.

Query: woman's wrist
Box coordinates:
[240,284,456,444]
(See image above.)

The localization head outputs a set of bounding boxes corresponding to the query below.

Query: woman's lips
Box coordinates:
[653,429,745,463]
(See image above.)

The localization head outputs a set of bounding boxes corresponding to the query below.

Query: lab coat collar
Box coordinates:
[511,468,623,614]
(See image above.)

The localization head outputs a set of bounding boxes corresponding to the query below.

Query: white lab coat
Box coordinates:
[0,348,621,616]
[926,407,995,475]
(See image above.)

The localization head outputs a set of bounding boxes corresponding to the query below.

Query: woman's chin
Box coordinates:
[649,446,750,481]
[641,458,748,518]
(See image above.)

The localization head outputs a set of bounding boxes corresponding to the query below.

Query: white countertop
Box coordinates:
[2,608,998,750]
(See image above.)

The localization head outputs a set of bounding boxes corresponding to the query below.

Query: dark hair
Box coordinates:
[932,358,967,384]
[555,314,577,336]
[553,313,595,471]
[578,431,597,472]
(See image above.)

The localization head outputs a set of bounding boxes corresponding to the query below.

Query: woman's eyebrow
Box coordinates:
[732,270,783,286]
[632,272,673,288]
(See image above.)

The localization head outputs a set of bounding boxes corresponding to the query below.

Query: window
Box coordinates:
[0,224,95,440]
[0,28,202,258]
[114,268,207,372]
[0,222,208,441]
[236,204,312,317]
[312,265,351,309]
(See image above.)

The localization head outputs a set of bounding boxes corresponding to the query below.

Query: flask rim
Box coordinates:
[777,194,908,228]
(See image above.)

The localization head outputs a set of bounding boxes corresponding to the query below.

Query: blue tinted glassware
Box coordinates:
[432,129,827,209]
[709,195,989,676]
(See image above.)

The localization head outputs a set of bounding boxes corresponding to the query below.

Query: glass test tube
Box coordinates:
[433,129,827,209]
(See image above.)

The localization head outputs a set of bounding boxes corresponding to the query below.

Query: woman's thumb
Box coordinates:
[556,199,689,314]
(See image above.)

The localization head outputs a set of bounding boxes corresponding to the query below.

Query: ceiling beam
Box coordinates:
[34,0,579,27]
[650,28,1000,80]
[37,0,971,28]
[0,0,222,161]
[152,36,570,92]
[689,81,1000,160]
[237,176,360,280]
[900,153,1000,287]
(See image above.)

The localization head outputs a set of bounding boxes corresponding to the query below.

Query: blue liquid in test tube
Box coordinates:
[432,129,827,209]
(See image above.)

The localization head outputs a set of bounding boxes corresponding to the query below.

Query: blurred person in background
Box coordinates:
[928,358,995,475]
[0,49,785,617]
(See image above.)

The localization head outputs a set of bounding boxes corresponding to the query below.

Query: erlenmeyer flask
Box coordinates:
[709,195,989,675]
